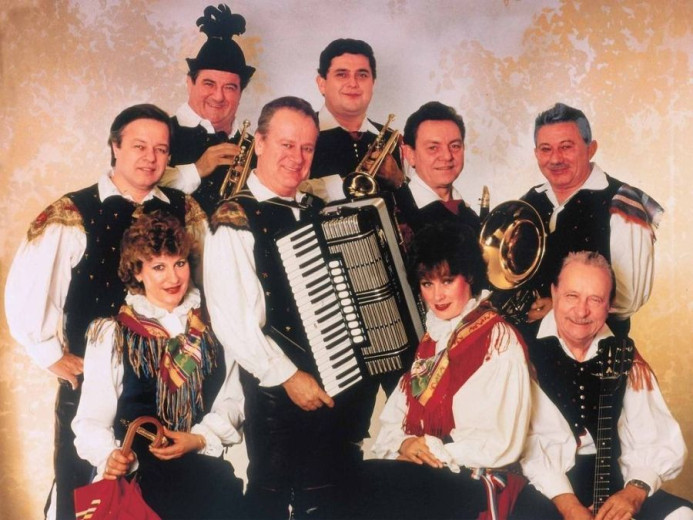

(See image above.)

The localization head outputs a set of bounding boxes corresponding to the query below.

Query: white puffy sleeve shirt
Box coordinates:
[203,174,304,387]
[372,295,532,470]
[72,289,244,477]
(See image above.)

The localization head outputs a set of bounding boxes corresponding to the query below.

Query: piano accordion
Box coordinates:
[276,197,424,397]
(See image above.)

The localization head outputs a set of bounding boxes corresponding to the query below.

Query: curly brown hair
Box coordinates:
[118,211,193,295]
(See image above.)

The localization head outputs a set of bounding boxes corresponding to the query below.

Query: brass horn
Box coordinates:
[342,114,400,199]
[219,119,255,200]
[479,200,546,323]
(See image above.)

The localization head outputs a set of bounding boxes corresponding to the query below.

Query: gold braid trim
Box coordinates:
[629,357,655,392]
[210,200,249,233]
[184,195,207,228]
[27,197,84,242]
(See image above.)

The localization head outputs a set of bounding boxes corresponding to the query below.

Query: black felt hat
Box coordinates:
[186,4,256,88]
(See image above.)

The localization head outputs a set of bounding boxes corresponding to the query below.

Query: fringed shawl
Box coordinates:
[110,304,220,431]
[401,302,505,438]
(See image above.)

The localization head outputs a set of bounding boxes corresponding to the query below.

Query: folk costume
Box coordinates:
[393,170,481,249]
[72,289,245,519]
[303,106,402,203]
[520,163,663,336]
[160,4,256,217]
[352,294,531,520]
[512,311,693,520]
[205,172,357,519]
[4,172,206,520]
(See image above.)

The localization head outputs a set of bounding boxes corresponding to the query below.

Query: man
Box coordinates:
[394,101,481,243]
[512,251,692,520]
[161,3,256,216]
[5,104,207,520]
[306,38,403,201]
[205,96,354,518]
[517,103,662,336]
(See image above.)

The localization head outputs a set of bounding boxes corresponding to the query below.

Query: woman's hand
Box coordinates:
[148,427,205,461]
[397,436,443,468]
[102,448,135,480]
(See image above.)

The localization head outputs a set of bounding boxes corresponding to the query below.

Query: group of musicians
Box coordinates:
[5,3,692,520]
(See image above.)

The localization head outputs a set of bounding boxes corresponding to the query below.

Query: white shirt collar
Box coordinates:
[408,170,462,208]
[247,171,307,206]
[97,171,171,204]
[533,162,608,208]
[125,287,201,336]
[425,290,491,346]
[536,309,613,361]
[318,105,379,134]
[175,101,240,136]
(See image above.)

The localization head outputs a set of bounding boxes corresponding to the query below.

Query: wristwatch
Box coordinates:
[626,479,651,495]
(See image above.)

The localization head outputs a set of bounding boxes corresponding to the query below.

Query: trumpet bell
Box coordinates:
[480,200,545,290]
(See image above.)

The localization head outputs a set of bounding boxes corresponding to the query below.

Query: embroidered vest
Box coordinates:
[529,336,627,495]
[231,194,319,377]
[63,185,186,358]
[522,175,622,296]
[403,305,505,438]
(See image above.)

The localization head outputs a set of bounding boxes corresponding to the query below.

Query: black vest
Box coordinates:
[170,117,255,217]
[529,336,627,496]
[63,185,186,358]
[311,120,402,180]
[521,174,622,297]
[113,320,226,442]
[233,194,321,380]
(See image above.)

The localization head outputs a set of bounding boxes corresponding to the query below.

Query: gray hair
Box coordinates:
[534,102,592,145]
[557,251,616,304]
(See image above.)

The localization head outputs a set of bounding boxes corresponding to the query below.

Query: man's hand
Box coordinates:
[552,493,593,520]
[375,154,404,190]
[594,485,647,520]
[194,142,241,178]
[48,352,83,389]
[102,448,135,480]
[149,427,202,461]
[282,370,334,411]
[397,436,443,468]
[526,296,553,323]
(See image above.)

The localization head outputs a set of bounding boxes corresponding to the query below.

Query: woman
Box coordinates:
[72,211,244,519]
[353,222,532,520]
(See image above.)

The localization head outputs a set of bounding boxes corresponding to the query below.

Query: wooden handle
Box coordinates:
[121,416,164,456]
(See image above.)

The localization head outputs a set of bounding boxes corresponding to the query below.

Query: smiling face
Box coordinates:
[186,69,242,133]
[316,53,374,127]
[534,121,598,204]
[254,108,318,197]
[403,120,464,201]
[551,261,612,358]
[111,118,170,202]
[135,254,190,312]
[419,263,472,321]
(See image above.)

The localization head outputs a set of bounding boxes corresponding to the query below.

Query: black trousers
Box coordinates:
[51,381,93,520]
[347,460,488,520]
[240,370,359,519]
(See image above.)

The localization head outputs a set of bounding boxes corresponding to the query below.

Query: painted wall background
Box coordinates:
[1,0,691,517]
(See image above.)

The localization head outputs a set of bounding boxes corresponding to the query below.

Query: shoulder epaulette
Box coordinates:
[210,199,249,233]
[611,183,664,233]
[27,196,84,242]
[184,195,208,227]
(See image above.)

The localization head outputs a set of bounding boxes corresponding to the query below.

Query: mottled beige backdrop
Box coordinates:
[1,0,691,517]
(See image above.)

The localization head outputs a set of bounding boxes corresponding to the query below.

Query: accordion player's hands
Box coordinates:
[282,370,335,411]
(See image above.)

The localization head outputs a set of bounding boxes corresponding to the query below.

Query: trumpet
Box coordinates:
[218,119,255,200]
[342,113,400,198]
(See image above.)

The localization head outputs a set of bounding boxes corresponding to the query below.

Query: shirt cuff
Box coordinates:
[25,337,65,369]
[624,468,661,496]
[257,355,297,388]
[536,472,574,500]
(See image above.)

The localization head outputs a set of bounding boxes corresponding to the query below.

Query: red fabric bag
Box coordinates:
[74,416,165,520]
